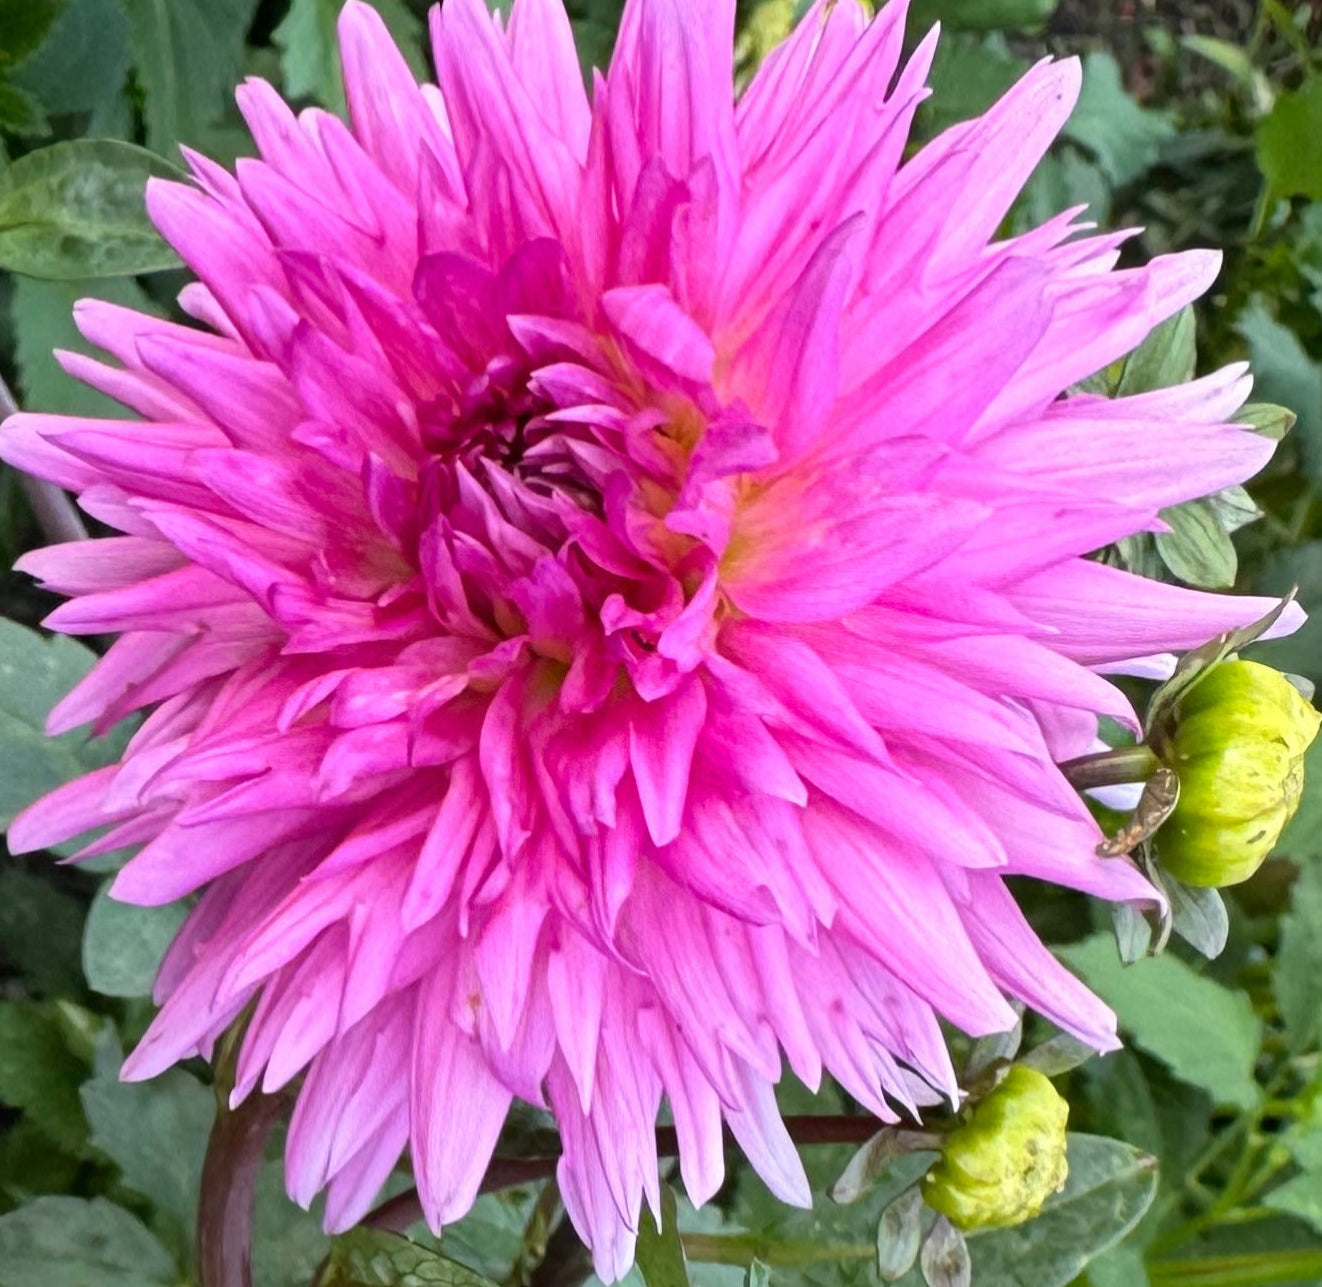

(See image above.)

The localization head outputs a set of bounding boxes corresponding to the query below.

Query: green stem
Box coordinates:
[1150,1250,1322,1287]
[1155,1142,1260,1251]
[1058,745,1161,791]
[679,1233,873,1268]
[1181,1130,1243,1198]
[1210,1204,1278,1225]
[1155,1065,1297,1254]
[1237,1154,1290,1206]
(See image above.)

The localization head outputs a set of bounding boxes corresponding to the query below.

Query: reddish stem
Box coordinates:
[197,1093,286,1287]
[363,1113,885,1234]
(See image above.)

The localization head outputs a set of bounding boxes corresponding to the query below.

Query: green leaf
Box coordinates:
[0,1119,82,1207]
[423,1191,538,1283]
[1274,857,1322,1047]
[1012,148,1111,234]
[12,274,158,417]
[0,0,67,69]
[1299,204,1322,315]
[568,0,626,78]
[82,881,188,998]
[80,1065,212,1243]
[0,1196,177,1287]
[1235,302,1322,485]
[1110,909,1152,967]
[7,0,132,134]
[1064,53,1174,189]
[920,1218,970,1287]
[1251,542,1322,686]
[638,1187,690,1287]
[1117,308,1196,396]
[1264,1173,1322,1235]
[876,1189,923,1282]
[0,82,49,136]
[0,867,85,995]
[251,1156,332,1287]
[965,1015,1024,1083]
[1143,595,1295,738]
[1279,737,1322,861]
[1283,1124,1322,1172]
[1154,500,1237,589]
[322,1228,503,1287]
[906,0,1056,31]
[1113,534,1166,583]
[1236,403,1297,441]
[0,140,181,278]
[1085,1243,1149,1287]
[0,1001,89,1153]
[1147,1067,1215,1180]
[0,620,132,831]
[272,0,346,113]
[962,1136,1156,1287]
[1205,485,1260,536]
[830,1132,906,1206]
[1165,879,1229,960]
[1179,34,1259,88]
[0,621,92,737]
[888,1138,1156,1287]
[1081,1052,1164,1166]
[274,0,427,116]
[1019,1032,1096,1078]
[920,34,1027,136]
[1256,75,1322,202]
[1058,935,1262,1110]
[119,0,259,158]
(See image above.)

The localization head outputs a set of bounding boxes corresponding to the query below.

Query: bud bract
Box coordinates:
[922,1066,1069,1233]
[1158,660,1320,887]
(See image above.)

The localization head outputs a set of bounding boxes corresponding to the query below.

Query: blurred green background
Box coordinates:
[3,1,1322,1285]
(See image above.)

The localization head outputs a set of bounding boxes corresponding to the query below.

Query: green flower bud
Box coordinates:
[922,1066,1069,1233]
[1158,660,1320,887]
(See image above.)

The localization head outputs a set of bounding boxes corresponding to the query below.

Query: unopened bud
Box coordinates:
[1158,660,1320,887]
[922,1066,1069,1233]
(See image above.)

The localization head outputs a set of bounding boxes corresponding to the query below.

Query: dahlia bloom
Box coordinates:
[0,0,1300,1273]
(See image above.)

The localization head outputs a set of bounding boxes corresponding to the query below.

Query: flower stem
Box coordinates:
[0,373,88,544]
[362,1113,886,1234]
[1154,1062,1296,1255]
[365,1157,562,1233]
[1149,1250,1322,1287]
[1058,744,1162,790]
[679,1233,874,1267]
[197,1092,286,1287]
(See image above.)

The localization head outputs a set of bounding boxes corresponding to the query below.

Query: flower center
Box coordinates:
[421,356,598,512]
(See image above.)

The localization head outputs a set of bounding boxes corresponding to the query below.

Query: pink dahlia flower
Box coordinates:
[1,0,1300,1273]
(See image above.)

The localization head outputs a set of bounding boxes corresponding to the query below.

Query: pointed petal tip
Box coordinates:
[336,0,388,39]
[119,1036,179,1083]
[1265,597,1308,640]
[108,861,178,908]
[1087,1020,1122,1055]
[1057,52,1084,91]
[2,812,43,856]
[1009,54,1084,134]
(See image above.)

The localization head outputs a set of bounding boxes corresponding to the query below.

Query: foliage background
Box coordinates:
[3,1,1322,1285]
